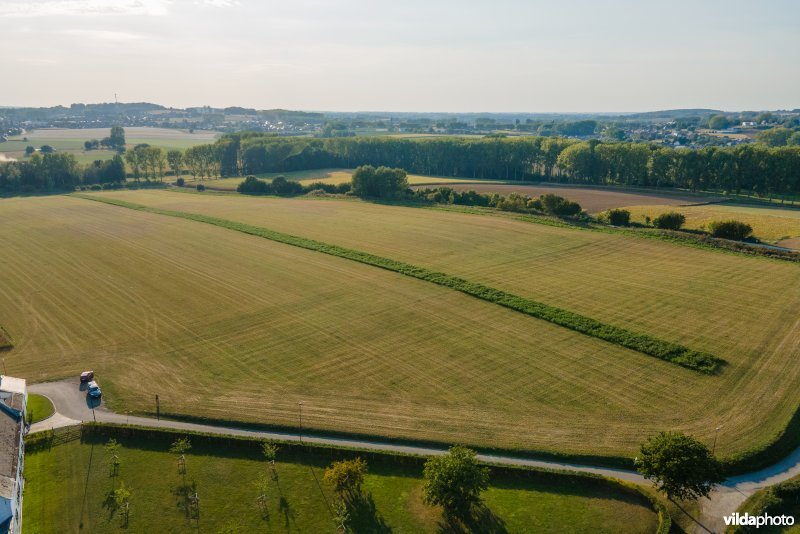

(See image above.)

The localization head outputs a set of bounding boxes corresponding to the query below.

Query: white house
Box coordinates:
[0,376,26,534]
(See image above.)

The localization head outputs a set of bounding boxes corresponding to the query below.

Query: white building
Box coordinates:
[0,376,26,534]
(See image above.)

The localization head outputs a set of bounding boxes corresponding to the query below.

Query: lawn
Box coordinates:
[623,203,800,248]
[22,434,658,533]
[27,394,55,424]
[0,127,219,165]
[184,168,501,191]
[68,189,800,462]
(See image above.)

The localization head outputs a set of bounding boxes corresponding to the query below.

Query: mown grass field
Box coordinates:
[624,203,800,248]
[185,168,500,190]
[0,127,219,165]
[73,189,800,460]
[0,194,693,458]
[22,436,658,533]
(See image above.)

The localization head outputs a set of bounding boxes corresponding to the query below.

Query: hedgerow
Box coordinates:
[75,194,725,374]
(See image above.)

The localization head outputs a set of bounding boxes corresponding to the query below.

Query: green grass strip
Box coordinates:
[75,193,725,374]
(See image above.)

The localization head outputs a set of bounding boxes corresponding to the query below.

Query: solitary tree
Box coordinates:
[104,438,122,479]
[350,165,408,199]
[109,126,126,149]
[422,446,489,518]
[169,437,192,474]
[636,431,724,500]
[24,145,35,156]
[113,481,132,527]
[261,440,279,479]
[323,458,367,500]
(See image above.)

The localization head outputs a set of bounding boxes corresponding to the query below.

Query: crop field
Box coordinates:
[23,437,658,533]
[185,168,495,190]
[437,183,719,212]
[0,127,219,164]
[624,203,800,249]
[69,189,800,460]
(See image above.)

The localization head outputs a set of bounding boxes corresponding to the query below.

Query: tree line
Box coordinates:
[200,134,800,197]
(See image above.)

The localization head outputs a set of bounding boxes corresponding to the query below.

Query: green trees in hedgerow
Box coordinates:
[350,165,408,199]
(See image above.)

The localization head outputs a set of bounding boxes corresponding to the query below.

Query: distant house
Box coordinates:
[0,376,26,534]
[741,121,757,127]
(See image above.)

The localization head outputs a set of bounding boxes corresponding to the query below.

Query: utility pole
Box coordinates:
[298,401,304,443]
[712,426,721,456]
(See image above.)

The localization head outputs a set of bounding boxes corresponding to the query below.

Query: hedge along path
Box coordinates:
[75,194,725,374]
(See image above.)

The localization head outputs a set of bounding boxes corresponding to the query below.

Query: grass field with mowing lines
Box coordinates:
[23,437,658,533]
[82,189,800,461]
[624,203,800,247]
[185,168,501,190]
[0,195,705,459]
[78,193,723,374]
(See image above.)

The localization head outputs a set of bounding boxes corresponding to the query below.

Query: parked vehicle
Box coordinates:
[80,371,94,383]
[87,381,102,399]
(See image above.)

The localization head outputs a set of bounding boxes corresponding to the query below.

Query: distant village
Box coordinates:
[1,103,799,148]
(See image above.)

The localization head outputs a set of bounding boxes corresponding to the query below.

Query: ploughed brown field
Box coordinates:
[423,182,719,212]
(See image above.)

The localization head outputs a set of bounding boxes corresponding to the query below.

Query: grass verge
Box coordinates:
[75,193,724,374]
[729,475,800,533]
[24,423,667,533]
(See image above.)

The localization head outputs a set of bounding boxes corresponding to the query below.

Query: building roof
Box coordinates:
[0,409,20,499]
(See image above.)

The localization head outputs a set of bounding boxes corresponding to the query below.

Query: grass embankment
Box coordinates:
[730,475,800,533]
[23,425,662,533]
[76,193,722,374]
[26,394,55,424]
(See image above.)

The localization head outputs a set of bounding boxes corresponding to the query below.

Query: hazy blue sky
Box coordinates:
[1,0,798,111]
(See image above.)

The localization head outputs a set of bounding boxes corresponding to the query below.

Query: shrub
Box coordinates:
[707,220,753,240]
[351,165,408,199]
[196,184,205,191]
[323,458,367,498]
[176,177,185,187]
[270,176,304,196]
[237,175,270,195]
[90,184,102,191]
[496,192,531,213]
[600,208,631,226]
[652,211,685,230]
[539,194,582,217]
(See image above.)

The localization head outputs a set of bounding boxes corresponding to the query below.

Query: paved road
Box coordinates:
[29,378,800,533]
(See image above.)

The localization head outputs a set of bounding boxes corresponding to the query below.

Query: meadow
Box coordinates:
[0,194,686,458]
[64,189,800,462]
[185,168,494,191]
[0,127,218,165]
[623,203,800,249]
[22,432,659,533]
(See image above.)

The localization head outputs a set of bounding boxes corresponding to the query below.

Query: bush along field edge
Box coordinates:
[728,474,800,533]
[74,193,725,374]
[24,422,672,534]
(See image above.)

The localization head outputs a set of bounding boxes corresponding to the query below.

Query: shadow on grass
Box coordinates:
[437,503,507,534]
[347,492,392,533]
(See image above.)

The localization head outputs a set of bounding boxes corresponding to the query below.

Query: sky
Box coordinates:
[0,0,798,112]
